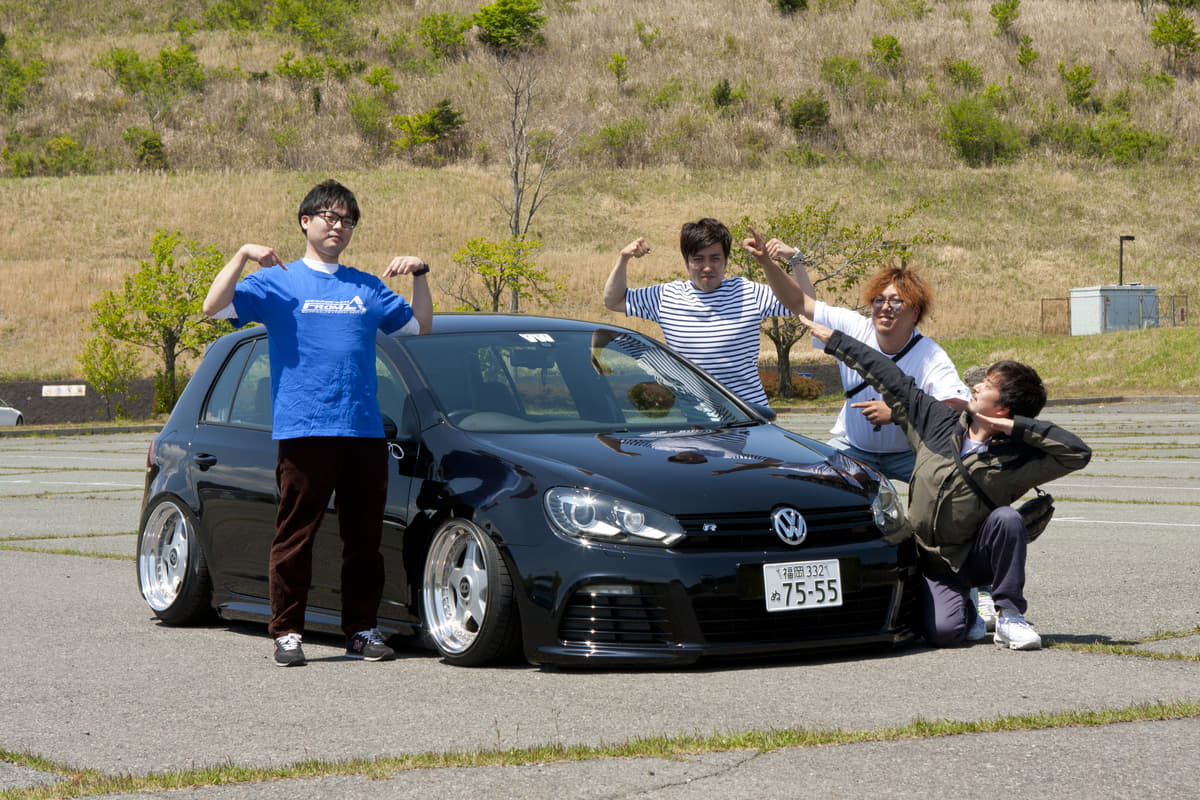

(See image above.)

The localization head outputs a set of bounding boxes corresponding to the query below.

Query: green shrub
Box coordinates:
[0,37,47,113]
[390,99,467,163]
[634,18,660,48]
[710,77,746,112]
[607,52,628,89]
[820,55,862,98]
[473,0,547,53]
[1040,116,1169,165]
[645,77,682,110]
[786,89,831,138]
[1016,35,1038,69]
[772,0,809,13]
[580,118,648,166]
[122,126,168,170]
[274,52,325,83]
[267,0,359,53]
[1150,7,1200,72]
[945,58,983,90]
[989,0,1020,38]
[418,12,472,60]
[348,92,391,144]
[1057,60,1097,110]
[941,96,1024,166]
[870,34,905,76]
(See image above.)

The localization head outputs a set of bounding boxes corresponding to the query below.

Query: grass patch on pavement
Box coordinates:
[3,700,1199,799]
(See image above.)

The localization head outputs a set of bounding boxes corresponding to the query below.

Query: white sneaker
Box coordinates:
[976,587,997,632]
[994,610,1042,651]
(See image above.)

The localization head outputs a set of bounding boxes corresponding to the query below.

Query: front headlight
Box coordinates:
[544,487,684,547]
[871,477,907,540]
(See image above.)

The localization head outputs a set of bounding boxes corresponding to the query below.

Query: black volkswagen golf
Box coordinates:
[138,313,917,667]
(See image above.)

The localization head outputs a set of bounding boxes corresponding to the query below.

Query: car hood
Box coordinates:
[441,423,876,515]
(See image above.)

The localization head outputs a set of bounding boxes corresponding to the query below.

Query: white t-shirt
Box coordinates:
[625,277,789,406]
[814,301,968,454]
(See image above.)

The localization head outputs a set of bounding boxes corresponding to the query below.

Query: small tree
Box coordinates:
[474,0,547,54]
[731,202,943,398]
[1150,8,1200,73]
[78,336,141,420]
[89,230,226,411]
[989,0,1020,40]
[95,45,207,130]
[1058,60,1097,110]
[446,236,560,312]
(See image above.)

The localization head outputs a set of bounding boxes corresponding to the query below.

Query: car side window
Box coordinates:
[202,339,253,424]
[376,351,415,438]
[228,339,272,429]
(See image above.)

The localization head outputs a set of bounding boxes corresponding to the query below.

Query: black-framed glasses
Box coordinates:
[312,209,357,229]
[871,296,904,312]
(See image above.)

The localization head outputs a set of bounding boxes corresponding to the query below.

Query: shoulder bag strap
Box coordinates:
[952,445,998,510]
[844,333,924,399]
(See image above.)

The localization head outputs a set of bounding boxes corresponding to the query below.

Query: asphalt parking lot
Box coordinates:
[1,400,1198,798]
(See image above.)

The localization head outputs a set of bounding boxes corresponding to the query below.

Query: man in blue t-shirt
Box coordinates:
[203,179,432,667]
[602,218,790,408]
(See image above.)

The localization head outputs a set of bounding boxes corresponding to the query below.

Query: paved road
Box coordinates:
[1,401,1198,798]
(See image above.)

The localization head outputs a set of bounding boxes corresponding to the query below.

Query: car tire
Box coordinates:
[421,518,521,666]
[137,497,214,625]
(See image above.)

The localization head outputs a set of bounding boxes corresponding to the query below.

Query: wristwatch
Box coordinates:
[786,251,805,269]
[412,263,430,276]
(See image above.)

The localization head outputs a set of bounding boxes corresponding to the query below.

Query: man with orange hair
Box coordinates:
[743,231,968,483]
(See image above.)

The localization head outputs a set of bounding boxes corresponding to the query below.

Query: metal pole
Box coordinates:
[1118,235,1134,285]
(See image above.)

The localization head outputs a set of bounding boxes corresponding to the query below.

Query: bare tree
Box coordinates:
[493,56,580,311]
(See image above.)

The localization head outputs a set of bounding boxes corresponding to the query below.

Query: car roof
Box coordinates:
[427,313,619,335]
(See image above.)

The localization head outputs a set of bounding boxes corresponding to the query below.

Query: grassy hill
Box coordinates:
[0,1,1198,397]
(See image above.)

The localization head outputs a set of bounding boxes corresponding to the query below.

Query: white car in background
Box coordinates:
[0,398,24,425]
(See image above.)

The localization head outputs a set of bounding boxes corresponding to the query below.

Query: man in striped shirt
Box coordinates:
[602,218,790,407]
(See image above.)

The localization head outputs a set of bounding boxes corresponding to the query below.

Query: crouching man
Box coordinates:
[799,312,1091,650]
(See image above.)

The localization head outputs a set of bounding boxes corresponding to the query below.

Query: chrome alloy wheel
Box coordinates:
[423,521,492,655]
[138,499,192,612]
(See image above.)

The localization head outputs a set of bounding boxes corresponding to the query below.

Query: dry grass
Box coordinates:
[6,1,1200,172]
[2,160,1197,380]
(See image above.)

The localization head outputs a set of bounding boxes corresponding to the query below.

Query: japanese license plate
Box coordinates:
[763,559,843,612]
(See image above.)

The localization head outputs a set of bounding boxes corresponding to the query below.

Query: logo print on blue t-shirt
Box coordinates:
[300,295,367,315]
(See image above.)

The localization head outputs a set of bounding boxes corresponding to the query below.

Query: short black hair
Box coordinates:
[298,179,360,233]
[988,360,1047,418]
[679,218,731,261]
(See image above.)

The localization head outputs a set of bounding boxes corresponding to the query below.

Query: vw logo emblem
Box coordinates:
[771,506,807,546]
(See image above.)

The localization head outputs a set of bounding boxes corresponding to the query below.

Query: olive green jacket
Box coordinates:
[824,331,1092,575]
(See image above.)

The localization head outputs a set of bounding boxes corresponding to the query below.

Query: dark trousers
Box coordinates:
[269,437,388,639]
[919,505,1029,647]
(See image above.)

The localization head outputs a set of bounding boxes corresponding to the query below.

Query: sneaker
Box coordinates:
[273,633,306,667]
[994,610,1042,651]
[346,628,395,661]
[976,586,997,632]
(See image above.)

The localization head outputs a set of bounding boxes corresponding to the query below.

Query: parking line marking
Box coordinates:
[1054,517,1200,528]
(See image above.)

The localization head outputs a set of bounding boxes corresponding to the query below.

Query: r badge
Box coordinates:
[771,506,807,546]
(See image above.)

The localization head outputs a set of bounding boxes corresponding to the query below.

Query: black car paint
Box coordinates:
[141,314,916,666]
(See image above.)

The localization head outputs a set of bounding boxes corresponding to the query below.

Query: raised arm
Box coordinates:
[741,228,816,318]
[381,256,433,335]
[203,244,284,317]
[604,237,650,312]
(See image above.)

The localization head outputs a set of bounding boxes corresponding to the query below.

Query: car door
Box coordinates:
[194,335,279,603]
[304,343,418,623]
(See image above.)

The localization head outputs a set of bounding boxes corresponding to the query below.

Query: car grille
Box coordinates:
[558,585,674,646]
[695,584,900,643]
[674,506,879,551]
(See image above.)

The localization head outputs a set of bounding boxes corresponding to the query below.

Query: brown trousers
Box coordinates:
[269,437,388,639]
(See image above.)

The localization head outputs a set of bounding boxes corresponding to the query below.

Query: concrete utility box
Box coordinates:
[1070,285,1158,336]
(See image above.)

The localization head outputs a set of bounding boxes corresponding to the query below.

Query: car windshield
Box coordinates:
[399,328,756,433]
